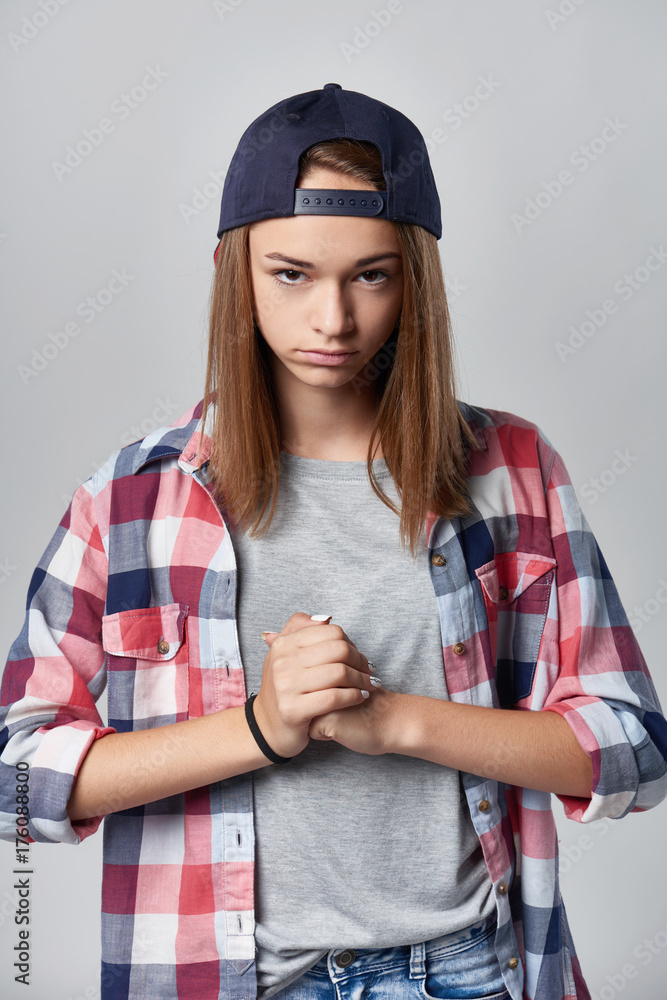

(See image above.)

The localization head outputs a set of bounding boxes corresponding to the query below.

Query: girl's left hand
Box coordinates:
[308,684,402,755]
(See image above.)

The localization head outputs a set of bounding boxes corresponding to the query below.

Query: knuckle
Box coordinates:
[273,675,286,697]
[333,638,349,660]
[335,663,350,685]
[272,653,286,672]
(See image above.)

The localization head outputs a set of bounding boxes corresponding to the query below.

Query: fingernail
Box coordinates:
[369,676,382,687]
[310,614,332,622]
[261,630,279,639]
[361,690,370,699]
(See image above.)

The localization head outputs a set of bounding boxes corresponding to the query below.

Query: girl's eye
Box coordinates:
[273,269,304,284]
[359,270,387,284]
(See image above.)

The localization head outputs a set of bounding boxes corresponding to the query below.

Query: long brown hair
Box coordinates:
[200,138,480,557]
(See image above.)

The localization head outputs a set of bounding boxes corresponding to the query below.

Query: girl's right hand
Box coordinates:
[252,613,375,759]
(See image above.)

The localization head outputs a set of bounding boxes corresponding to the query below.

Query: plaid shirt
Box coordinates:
[2,400,666,1000]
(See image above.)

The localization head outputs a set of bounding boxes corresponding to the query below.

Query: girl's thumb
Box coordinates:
[261,615,331,642]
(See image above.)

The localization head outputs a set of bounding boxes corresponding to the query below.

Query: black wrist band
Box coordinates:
[244,693,293,764]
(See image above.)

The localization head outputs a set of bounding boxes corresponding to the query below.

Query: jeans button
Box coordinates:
[335,949,356,968]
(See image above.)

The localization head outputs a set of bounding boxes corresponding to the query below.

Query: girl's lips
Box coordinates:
[299,351,356,366]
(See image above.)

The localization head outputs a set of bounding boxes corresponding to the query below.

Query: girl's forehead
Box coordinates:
[248,213,401,256]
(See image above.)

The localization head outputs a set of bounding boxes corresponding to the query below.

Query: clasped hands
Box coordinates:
[253,612,401,760]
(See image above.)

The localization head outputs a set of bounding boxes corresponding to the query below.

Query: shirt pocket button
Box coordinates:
[157,639,170,654]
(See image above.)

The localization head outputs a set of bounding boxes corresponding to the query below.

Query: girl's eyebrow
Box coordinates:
[263,251,403,269]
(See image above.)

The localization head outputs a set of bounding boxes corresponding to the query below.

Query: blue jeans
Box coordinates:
[267,912,511,999]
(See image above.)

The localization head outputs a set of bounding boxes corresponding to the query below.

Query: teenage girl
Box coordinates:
[2,83,666,1000]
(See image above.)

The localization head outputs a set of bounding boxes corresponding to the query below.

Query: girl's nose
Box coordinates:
[310,282,354,336]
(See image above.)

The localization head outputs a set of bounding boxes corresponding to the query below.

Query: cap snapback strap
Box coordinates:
[293,189,387,218]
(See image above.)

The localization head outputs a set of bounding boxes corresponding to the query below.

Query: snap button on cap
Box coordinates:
[335,949,356,968]
[431,553,446,566]
[478,799,490,812]
[452,642,465,655]
[508,956,519,970]
[157,639,170,655]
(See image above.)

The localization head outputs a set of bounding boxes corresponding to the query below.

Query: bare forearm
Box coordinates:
[67,707,272,821]
[393,693,593,797]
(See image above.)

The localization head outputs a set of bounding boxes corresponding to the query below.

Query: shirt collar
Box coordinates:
[131,400,214,475]
[129,398,488,478]
[457,400,489,451]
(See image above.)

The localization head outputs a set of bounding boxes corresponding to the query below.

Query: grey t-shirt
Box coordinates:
[228,452,495,999]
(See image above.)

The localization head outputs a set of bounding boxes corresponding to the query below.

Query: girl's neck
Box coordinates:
[280,439,383,462]
[276,385,382,462]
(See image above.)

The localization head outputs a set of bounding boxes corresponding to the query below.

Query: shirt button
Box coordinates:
[157,639,170,654]
[498,586,509,600]
[508,957,519,970]
[497,882,509,895]
[453,642,465,655]
[335,949,356,968]
[478,799,490,812]
[431,553,446,566]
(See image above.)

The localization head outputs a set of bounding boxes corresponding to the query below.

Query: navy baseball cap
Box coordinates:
[215,82,442,257]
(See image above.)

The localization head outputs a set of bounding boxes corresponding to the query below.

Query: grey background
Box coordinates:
[1,1,666,997]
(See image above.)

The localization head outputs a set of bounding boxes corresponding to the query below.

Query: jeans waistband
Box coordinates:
[317,911,498,982]
[423,911,497,956]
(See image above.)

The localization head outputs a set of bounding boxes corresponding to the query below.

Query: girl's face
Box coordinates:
[248,167,404,397]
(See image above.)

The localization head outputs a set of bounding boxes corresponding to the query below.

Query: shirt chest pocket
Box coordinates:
[475,552,556,706]
[102,603,190,727]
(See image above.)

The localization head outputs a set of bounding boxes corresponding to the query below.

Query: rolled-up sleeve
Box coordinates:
[0,478,115,844]
[537,439,667,823]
